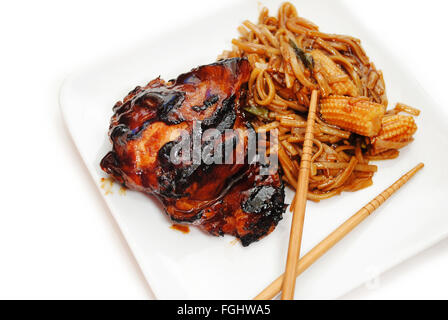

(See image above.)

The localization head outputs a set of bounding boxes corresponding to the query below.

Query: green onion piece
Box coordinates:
[289,39,314,70]
[244,105,270,119]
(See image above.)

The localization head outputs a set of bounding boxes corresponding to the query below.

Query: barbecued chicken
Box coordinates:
[100,58,286,246]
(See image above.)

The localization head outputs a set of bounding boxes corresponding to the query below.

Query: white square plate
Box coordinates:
[60,0,448,299]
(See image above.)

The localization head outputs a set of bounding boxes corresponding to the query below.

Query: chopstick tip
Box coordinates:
[413,162,424,172]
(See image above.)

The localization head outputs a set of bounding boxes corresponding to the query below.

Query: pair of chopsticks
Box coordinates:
[255,161,423,300]
[271,89,424,300]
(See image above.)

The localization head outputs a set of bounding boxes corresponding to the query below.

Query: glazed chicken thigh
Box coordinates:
[100,58,286,246]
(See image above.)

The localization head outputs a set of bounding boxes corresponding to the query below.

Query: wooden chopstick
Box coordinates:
[255,162,424,300]
[281,90,319,300]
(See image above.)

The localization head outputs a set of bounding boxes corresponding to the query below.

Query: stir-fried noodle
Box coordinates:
[219,2,419,201]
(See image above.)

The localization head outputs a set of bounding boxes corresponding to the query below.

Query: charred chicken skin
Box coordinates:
[100,58,286,246]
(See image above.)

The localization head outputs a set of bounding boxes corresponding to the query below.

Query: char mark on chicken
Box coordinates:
[100,58,286,246]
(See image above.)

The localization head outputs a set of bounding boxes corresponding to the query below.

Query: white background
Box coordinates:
[0,0,446,299]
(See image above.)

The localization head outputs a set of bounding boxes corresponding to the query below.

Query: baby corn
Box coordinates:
[320,96,386,137]
[376,115,417,141]
[372,115,417,154]
[311,50,358,97]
